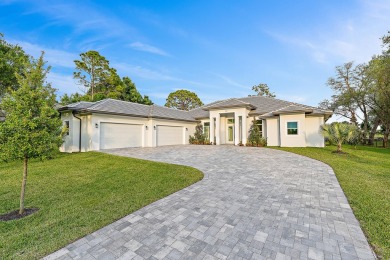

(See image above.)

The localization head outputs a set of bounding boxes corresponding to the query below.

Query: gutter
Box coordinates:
[72,111,82,152]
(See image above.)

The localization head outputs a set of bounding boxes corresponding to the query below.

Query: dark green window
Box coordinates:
[287,122,298,135]
[255,120,263,137]
[204,122,210,140]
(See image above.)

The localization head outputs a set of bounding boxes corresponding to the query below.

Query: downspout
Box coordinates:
[72,111,82,152]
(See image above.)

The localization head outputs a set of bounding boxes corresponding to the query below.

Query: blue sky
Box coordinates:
[1,0,389,109]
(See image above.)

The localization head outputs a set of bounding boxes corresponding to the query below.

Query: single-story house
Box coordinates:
[58,96,332,152]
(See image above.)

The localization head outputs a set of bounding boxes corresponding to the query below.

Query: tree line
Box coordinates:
[320,31,390,147]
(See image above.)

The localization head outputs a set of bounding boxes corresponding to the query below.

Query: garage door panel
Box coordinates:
[100,123,142,149]
[157,126,183,146]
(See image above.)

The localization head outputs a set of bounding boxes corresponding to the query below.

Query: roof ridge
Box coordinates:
[87,99,110,110]
[202,99,231,109]
[105,98,152,107]
[152,104,192,113]
[268,104,295,114]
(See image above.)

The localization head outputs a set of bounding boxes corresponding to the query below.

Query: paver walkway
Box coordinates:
[45,146,375,260]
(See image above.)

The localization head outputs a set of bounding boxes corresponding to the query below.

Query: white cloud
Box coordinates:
[47,72,79,96]
[12,40,77,68]
[114,62,211,89]
[211,73,248,89]
[267,0,390,64]
[114,63,176,81]
[128,42,170,56]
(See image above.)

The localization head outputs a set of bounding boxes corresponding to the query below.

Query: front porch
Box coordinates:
[209,110,249,146]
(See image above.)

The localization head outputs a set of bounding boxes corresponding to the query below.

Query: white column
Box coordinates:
[234,113,240,145]
[210,116,215,145]
[216,113,221,145]
[242,114,247,145]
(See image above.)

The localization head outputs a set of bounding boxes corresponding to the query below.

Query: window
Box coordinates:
[255,119,263,137]
[287,122,298,135]
[204,122,210,141]
[227,118,234,124]
[64,121,70,136]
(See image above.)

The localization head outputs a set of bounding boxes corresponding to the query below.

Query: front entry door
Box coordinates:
[226,118,234,144]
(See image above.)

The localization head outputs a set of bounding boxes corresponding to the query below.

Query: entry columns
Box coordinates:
[215,113,221,145]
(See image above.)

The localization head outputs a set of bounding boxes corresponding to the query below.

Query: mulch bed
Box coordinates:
[0,208,39,221]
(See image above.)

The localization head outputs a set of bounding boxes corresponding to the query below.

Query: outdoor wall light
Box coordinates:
[145,125,148,130]
[95,123,98,128]
[154,126,156,130]
[186,128,188,131]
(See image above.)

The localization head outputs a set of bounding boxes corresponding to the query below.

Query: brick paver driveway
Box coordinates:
[46,146,375,260]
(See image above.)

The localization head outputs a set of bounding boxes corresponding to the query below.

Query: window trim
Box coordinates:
[286,121,298,135]
[255,119,263,137]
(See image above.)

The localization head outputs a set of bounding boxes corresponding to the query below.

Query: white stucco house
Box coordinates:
[58,96,332,152]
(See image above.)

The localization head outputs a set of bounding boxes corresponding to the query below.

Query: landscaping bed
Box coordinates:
[0,152,203,259]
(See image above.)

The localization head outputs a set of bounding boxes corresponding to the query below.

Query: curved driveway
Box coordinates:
[46,146,375,260]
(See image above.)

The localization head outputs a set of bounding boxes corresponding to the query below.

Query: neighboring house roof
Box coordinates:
[58,96,332,122]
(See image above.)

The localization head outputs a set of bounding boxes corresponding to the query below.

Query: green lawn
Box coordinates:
[272,145,390,259]
[0,152,203,259]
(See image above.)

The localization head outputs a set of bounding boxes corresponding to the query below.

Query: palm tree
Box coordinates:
[321,123,360,152]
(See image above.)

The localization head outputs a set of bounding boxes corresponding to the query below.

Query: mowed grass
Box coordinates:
[272,145,390,259]
[0,152,203,259]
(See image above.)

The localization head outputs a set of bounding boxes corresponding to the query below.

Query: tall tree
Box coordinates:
[0,53,64,214]
[324,62,359,125]
[165,89,203,110]
[251,83,276,97]
[366,55,390,147]
[73,51,111,100]
[0,33,29,96]
[114,77,153,105]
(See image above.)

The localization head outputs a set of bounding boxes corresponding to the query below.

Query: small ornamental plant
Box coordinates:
[189,123,209,145]
[321,122,360,153]
[246,120,267,147]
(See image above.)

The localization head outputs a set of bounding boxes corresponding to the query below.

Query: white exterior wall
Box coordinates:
[279,113,306,147]
[305,116,325,147]
[265,118,280,146]
[60,112,81,153]
[61,112,197,152]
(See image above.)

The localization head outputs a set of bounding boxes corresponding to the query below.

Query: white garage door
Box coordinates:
[100,123,142,149]
[157,126,184,146]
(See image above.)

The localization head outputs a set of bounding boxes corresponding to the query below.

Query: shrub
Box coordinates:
[321,122,360,153]
[247,119,267,147]
[189,123,208,145]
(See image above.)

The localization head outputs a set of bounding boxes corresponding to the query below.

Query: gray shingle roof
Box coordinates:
[151,105,197,121]
[59,99,197,122]
[59,96,331,121]
[87,99,151,117]
[202,98,255,110]
[64,101,95,109]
